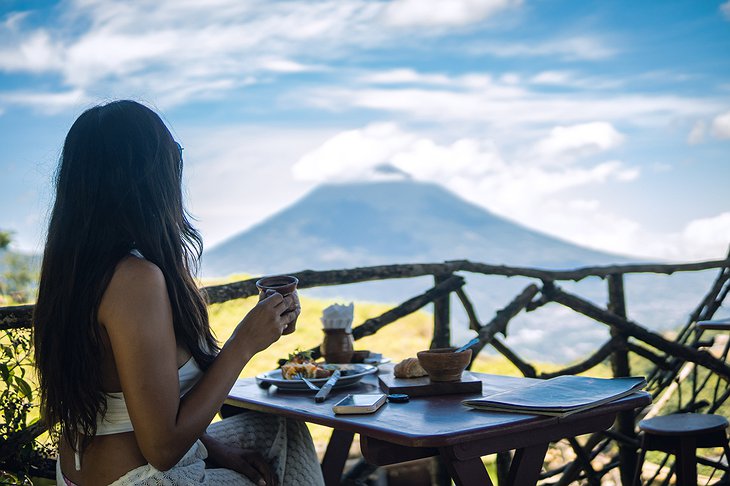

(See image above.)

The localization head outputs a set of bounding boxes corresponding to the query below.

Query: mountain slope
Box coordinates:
[202,181,630,276]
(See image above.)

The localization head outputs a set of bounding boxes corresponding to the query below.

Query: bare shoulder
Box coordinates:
[110,255,165,288]
[98,255,170,329]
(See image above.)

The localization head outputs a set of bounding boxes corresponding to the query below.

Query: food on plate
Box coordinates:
[393,357,428,378]
[281,349,334,380]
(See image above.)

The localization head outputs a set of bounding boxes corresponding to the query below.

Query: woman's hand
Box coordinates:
[234,291,295,354]
[204,435,277,486]
[282,291,301,335]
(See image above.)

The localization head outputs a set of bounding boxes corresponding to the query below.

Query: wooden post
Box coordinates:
[607,273,637,485]
[430,273,452,349]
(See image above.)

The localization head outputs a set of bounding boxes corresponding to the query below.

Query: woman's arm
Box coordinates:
[99,257,295,470]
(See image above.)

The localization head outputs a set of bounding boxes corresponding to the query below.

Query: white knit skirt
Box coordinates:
[57,412,325,486]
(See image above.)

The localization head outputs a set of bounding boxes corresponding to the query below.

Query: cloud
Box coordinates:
[0,89,90,114]
[471,36,618,61]
[293,123,512,185]
[259,58,326,73]
[382,0,520,28]
[293,123,420,181]
[1,1,382,107]
[0,0,526,111]
[0,2,623,120]
[711,111,730,139]
[687,120,706,145]
[301,80,717,132]
[0,29,64,73]
[680,212,730,259]
[531,71,575,85]
[721,1,730,20]
[529,70,622,90]
[357,68,454,86]
[533,122,624,161]
[292,122,647,257]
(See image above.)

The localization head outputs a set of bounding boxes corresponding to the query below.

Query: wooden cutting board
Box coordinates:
[378,371,482,397]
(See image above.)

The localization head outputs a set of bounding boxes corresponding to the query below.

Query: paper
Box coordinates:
[321,303,354,331]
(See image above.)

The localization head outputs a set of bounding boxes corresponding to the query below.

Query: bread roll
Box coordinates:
[394,357,428,378]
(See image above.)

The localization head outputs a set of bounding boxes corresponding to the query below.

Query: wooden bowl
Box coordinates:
[416,347,472,382]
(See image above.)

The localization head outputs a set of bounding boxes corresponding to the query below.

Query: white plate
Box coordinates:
[256,363,377,391]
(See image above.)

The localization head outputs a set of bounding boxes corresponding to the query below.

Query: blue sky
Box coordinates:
[0,0,729,261]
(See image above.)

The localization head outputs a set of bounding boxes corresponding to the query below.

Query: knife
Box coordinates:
[315,369,341,403]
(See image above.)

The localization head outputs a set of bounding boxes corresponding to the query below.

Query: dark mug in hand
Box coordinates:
[255,275,299,335]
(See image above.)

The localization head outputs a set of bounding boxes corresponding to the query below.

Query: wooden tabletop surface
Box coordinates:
[226,364,651,449]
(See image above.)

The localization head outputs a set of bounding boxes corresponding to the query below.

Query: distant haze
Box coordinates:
[202,181,718,363]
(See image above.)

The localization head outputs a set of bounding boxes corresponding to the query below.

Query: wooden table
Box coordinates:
[225,367,651,486]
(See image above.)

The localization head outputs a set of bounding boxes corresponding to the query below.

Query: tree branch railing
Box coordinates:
[3,253,730,484]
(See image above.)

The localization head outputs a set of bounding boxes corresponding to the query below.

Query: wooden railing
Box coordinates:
[2,253,730,484]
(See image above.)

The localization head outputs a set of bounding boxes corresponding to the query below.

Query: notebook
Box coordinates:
[462,375,647,417]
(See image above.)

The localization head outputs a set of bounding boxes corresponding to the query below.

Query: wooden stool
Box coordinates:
[633,413,730,485]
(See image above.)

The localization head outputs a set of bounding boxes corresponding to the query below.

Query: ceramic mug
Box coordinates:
[255,275,299,335]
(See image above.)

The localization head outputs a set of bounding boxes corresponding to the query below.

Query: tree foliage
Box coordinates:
[0,230,37,304]
[0,231,52,481]
[0,328,54,481]
[0,231,11,251]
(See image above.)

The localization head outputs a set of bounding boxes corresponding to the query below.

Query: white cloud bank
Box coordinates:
[383,0,520,27]
[0,0,521,111]
[293,122,691,257]
[292,121,728,260]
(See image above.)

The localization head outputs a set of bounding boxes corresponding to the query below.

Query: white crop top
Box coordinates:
[71,357,203,472]
[95,356,203,435]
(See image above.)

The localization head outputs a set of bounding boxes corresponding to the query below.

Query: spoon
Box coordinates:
[454,337,480,353]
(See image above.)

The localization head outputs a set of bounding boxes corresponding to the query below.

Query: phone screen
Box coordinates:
[333,393,387,414]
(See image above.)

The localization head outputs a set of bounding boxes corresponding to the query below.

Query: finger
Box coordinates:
[261,292,284,306]
[260,460,278,486]
[239,460,266,486]
[259,288,276,302]
[282,294,295,310]
[249,454,275,486]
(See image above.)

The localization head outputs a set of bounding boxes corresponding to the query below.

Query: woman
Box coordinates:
[33,100,325,485]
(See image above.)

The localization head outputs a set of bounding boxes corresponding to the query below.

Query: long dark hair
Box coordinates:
[33,100,218,450]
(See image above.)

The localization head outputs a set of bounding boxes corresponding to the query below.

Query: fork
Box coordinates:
[295,373,320,391]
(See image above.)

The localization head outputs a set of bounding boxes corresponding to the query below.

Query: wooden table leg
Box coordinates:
[439,447,494,486]
[505,442,549,486]
[321,429,354,486]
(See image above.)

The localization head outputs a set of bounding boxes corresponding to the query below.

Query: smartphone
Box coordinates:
[332,393,387,414]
